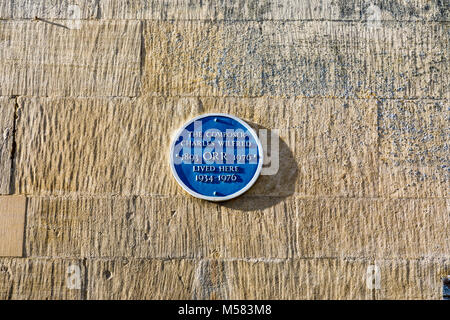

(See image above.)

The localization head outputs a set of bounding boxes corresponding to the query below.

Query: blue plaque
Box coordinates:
[170,113,263,201]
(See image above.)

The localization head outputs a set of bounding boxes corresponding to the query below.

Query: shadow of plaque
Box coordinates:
[220,122,298,212]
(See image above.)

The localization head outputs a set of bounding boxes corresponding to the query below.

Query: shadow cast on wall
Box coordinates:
[220,121,298,212]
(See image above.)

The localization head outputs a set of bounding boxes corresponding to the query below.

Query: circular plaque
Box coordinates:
[170,113,263,201]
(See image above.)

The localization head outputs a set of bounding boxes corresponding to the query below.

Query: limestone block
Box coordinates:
[251,98,378,197]
[99,0,358,20]
[0,258,85,299]
[375,258,450,299]
[15,97,173,196]
[87,258,196,299]
[98,1,448,21]
[220,258,371,299]
[294,198,449,259]
[0,1,98,19]
[25,195,296,259]
[0,20,141,97]
[25,195,448,260]
[378,99,449,197]
[143,21,448,99]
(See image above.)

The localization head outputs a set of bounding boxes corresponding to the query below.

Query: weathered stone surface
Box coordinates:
[375,258,450,299]
[0,0,448,301]
[1,1,447,21]
[88,258,371,300]
[0,98,14,194]
[378,99,449,197]
[0,258,85,299]
[1,257,447,299]
[25,195,448,260]
[15,97,178,196]
[294,198,449,259]
[87,258,196,299]
[97,1,448,21]
[99,0,359,21]
[216,258,371,299]
[25,195,296,258]
[0,1,98,19]
[0,21,141,97]
[143,21,448,98]
[15,96,378,197]
[260,98,378,197]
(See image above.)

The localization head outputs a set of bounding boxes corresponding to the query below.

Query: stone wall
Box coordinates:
[0,0,448,299]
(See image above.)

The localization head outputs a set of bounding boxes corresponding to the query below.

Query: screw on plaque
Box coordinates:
[213,117,230,124]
